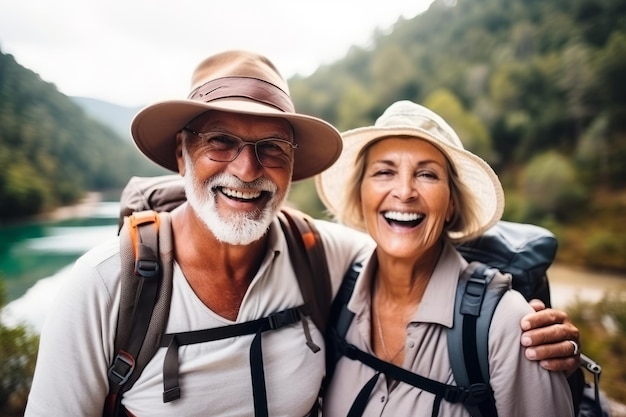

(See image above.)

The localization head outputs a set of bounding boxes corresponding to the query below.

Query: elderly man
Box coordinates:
[25,50,579,417]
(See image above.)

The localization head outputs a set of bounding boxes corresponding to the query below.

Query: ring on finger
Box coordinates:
[568,340,580,356]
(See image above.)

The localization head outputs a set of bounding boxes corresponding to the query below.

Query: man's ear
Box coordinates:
[175,132,186,176]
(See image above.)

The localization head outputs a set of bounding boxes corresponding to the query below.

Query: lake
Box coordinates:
[1,200,626,333]
[1,200,119,331]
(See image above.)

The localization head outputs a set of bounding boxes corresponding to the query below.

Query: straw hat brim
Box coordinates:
[131,98,342,181]
[316,126,505,242]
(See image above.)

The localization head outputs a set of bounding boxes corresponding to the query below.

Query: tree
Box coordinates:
[520,151,586,220]
[424,89,498,164]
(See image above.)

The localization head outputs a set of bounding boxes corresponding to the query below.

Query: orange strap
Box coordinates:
[127,210,160,259]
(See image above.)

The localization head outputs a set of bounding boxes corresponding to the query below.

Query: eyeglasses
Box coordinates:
[183,128,298,168]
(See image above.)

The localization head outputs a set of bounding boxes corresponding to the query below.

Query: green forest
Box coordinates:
[0,52,165,221]
[288,0,626,272]
[1,0,626,413]
[1,0,626,272]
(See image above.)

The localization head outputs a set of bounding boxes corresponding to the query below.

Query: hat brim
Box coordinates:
[316,126,505,242]
[131,99,342,181]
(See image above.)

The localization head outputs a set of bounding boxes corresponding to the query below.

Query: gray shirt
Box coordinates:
[323,242,574,417]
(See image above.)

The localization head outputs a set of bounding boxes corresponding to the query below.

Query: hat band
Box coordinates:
[188,76,295,113]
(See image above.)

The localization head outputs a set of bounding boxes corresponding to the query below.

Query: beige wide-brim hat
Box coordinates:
[316,100,505,242]
[131,50,342,181]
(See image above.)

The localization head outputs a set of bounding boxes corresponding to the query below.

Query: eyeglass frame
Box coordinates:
[182,127,298,168]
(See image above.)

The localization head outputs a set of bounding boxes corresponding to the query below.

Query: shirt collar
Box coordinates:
[348,241,467,328]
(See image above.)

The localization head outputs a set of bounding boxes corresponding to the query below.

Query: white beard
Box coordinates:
[182,148,289,245]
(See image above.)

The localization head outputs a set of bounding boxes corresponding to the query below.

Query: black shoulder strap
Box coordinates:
[104,210,174,417]
[324,262,361,384]
[325,262,497,417]
[277,207,332,333]
[447,261,509,417]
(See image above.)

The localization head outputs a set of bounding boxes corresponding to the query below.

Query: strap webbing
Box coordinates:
[449,263,503,417]
[277,209,332,332]
[159,306,303,417]
[106,212,166,417]
[342,343,483,417]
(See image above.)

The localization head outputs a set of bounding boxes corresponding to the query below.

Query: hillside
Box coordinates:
[0,50,167,221]
[1,0,625,270]
[70,97,142,140]
[287,0,626,271]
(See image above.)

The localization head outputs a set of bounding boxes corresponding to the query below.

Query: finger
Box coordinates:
[521,322,579,347]
[524,338,581,359]
[521,308,568,331]
[528,298,546,312]
[537,356,581,374]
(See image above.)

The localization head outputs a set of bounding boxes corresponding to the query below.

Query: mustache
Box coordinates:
[204,172,278,194]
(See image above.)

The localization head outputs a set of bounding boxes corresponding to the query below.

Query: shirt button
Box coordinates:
[381,395,386,402]
[408,341,415,348]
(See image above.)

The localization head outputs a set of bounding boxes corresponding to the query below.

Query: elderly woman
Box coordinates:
[316,100,574,416]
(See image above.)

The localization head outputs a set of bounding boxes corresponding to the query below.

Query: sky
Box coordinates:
[0,0,435,107]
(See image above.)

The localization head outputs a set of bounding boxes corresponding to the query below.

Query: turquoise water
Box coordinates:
[0,202,119,303]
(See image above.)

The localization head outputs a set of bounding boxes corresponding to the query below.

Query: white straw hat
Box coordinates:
[316,100,505,242]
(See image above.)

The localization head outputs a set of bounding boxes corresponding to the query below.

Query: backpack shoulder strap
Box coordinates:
[277,207,332,333]
[118,175,185,232]
[323,262,361,387]
[105,210,174,417]
[447,261,509,417]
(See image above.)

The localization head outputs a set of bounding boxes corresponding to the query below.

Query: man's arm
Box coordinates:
[520,299,581,373]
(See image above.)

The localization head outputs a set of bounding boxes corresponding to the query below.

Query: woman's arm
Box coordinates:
[492,292,575,417]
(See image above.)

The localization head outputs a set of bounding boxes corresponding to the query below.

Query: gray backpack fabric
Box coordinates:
[117,174,185,232]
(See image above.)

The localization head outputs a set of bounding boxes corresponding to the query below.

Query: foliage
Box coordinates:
[289,178,329,221]
[568,294,626,403]
[584,230,626,270]
[0,50,166,221]
[289,0,626,271]
[2,0,626,270]
[0,280,39,415]
[519,151,587,221]
[423,89,498,164]
[290,0,626,186]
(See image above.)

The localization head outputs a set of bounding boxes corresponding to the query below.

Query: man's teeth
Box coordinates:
[383,211,424,222]
[221,187,262,200]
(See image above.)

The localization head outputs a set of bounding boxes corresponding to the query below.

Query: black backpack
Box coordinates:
[325,221,609,417]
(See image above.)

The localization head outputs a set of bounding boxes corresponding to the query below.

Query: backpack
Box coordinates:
[104,175,332,417]
[326,221,610,417]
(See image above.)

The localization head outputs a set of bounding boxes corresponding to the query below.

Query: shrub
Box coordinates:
[0,281,40,415]
[584,230,626,270]
[567,294,626,403]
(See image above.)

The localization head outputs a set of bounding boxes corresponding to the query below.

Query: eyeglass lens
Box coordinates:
[185,129,296,168]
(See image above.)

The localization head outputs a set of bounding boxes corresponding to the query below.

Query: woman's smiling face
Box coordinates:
[359,137,455,261]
